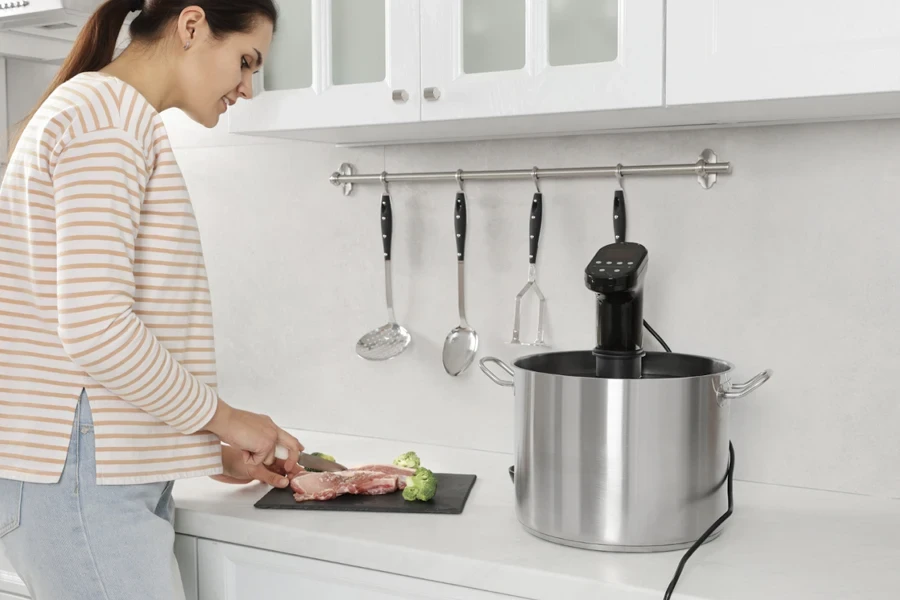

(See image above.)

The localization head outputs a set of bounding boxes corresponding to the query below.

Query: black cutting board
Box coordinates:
[254,473,477,515]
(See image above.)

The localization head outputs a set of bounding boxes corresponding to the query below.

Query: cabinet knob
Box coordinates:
[392,89,409,103]
[424,87,441,101]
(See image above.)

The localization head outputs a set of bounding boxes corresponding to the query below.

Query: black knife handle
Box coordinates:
[381,193,392,260]
[529,192,542,264]
[613,189,626,243]
[455,191,466,261]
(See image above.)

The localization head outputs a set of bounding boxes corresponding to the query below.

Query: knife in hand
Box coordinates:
[274,444,347,472]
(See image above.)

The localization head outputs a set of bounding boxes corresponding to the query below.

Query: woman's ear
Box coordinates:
[176,6,208,49]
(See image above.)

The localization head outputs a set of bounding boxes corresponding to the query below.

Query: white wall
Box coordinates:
[161,111,900,500]
[7,62,900,499]
[5,59,56,131]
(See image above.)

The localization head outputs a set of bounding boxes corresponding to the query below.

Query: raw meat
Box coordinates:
[291,470,399,502]
[352,464,416,489]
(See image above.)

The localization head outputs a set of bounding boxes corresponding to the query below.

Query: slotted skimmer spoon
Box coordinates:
[442,177,478,376]
[356,178,411,360]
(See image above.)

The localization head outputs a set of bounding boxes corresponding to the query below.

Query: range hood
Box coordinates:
[0,0,126,63]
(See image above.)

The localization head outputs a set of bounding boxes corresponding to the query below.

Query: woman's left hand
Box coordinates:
[213,444,305,487]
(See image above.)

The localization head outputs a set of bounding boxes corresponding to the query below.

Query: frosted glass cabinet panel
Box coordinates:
[263,0,312,91]
[667,0,900,105]
[548,0,618,66]
[228,0,420,134]
[462,0,527,74]
[420,0,663,122]
[331,0,386,85]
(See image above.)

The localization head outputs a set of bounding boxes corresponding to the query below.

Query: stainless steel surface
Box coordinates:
[335,162,354,196]
[329,150,731,192]
[511,263,546,346]
[296,452,347,472]
[697,148,719,189]
[274,446,347,471]
[479,356,514,387]
[480,351,772,552]
[442,261,478,375]
[424,86,441,101]
[356,189,411,361]
[392,89,409,103]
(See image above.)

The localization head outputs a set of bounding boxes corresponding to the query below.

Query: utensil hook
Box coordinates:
[532,166,541,194]
[615,163,624,191]
[380,171,389,195]
[456,169,465,193]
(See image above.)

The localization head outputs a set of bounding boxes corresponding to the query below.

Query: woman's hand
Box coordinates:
[204,399,304,468]
[212,444,306,487]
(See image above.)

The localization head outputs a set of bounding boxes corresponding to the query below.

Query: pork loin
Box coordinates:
[290,470,399,502]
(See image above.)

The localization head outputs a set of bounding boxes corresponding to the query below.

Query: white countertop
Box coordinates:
[172,429,900,600]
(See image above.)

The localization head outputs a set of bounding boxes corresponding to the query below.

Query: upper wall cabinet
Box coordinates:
[224,0,900,145]
[666,0,900,105]
[418,0,664,121]
[227,0,421,135]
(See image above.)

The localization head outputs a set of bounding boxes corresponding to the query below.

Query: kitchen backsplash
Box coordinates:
[9,60,900,499]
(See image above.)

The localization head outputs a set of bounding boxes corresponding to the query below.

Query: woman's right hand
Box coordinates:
[205,400,304,468]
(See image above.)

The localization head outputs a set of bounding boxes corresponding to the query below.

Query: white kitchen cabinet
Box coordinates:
[227,0,421,135]
[419,0,664,121]
[0,543,27,598]
[175,534,199,600]
[197,539,529,600]
[666,0,900,105]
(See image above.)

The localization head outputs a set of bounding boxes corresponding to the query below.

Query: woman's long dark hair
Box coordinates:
[8,0,277,159]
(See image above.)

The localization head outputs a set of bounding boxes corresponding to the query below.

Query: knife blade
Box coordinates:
[274,445,347,472]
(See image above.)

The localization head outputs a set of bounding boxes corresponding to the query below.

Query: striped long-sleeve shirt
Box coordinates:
[0,71,223,485]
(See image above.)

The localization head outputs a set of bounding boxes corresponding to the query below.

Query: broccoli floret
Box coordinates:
[306,452,336,472]
[402,467,437,502]
[393,451,421,469]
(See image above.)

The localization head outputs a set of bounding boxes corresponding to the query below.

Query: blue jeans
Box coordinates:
[0,391,186,599]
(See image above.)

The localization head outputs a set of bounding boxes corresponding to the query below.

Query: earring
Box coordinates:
[183,40,191,50]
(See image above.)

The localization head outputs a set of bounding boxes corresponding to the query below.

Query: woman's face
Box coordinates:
[175,11,274,128]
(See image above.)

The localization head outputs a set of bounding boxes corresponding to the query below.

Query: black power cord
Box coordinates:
[664,442,735,599]
[643,319,671,353]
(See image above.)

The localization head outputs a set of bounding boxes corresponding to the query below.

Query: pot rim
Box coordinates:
[509,349,737,382]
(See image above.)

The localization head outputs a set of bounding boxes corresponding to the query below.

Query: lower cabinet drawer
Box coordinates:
[197,539,526,600]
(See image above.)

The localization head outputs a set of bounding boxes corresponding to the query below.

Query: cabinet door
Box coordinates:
[228,0,420,134]
[197,540,528,600]
[419,0,663,121]
[0,543,28,598]
[174,534,199,600]
[666,0,900,105]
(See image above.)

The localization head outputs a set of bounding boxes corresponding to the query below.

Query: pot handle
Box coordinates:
[721,369,773,400]
[479,357,514,388]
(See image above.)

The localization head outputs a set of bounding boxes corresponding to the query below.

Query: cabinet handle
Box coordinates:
[392,89,409,103]
[424,87,441,101]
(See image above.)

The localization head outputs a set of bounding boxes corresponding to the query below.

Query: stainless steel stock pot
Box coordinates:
[480,350,772,552]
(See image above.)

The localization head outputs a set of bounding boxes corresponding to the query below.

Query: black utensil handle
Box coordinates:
[529,192,542,264]
[455,191,466,261]
[613,189,626,243]
[381,193,392,260]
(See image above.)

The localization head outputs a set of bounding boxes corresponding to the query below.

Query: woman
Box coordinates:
[0,1,305,597]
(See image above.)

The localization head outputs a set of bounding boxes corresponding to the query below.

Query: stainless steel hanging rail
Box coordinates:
[330,149,730,195]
